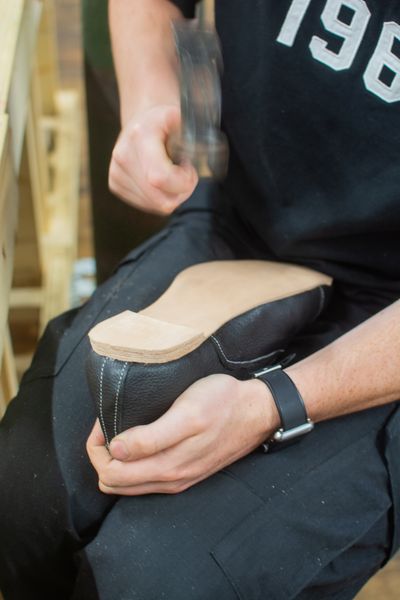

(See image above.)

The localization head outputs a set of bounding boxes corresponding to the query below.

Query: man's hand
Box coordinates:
[87,374,278,496]
[109,105,198,215]
[108,0,198,214]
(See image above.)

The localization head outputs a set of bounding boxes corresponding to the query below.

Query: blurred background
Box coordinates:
[0,1,397,597]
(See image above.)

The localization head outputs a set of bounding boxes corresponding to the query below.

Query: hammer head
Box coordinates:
[168,19,229,180]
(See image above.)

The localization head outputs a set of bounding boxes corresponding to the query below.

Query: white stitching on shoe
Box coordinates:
[114,361,128,439]
[212,288,324,368]
[210,335,282,366]
[99,357,110,447]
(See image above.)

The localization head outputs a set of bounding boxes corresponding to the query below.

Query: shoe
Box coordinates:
[86,260,331,445]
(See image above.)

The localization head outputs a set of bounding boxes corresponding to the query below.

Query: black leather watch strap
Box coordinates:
[254,365,314,452]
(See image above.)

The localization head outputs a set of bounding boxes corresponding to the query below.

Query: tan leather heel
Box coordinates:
[89,260,332,364]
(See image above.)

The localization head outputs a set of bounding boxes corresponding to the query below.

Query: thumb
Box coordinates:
[161,104,181,138]
[109,400,197,461]
[87,419,106,447]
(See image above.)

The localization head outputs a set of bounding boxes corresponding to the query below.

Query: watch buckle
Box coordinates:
[272,419,314,443]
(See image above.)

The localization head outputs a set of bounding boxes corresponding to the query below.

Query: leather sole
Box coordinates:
[88,260,331,363]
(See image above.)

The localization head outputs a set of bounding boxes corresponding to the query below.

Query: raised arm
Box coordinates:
[108,0,198,214]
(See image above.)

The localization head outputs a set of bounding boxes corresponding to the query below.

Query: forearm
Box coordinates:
[109,0,184,126]
[286,299,400,422]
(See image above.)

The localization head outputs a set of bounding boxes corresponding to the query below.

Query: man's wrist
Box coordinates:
[121,102,180,130]
[285,364,319,424]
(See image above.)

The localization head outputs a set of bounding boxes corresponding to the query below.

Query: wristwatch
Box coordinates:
[253,364,314,453]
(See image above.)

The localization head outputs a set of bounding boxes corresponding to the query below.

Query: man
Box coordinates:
[0,1,399,598]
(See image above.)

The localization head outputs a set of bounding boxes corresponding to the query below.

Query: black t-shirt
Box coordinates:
[172,0,400,295]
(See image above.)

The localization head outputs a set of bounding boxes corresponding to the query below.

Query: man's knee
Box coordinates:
[77,508,237,600]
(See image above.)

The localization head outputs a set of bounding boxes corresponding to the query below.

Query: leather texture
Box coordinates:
[86,285,329,444]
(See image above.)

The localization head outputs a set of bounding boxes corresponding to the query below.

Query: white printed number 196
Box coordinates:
[277,0,400,103]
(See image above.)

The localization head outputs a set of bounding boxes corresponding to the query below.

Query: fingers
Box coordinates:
[98,474,206,496]
[110,135,196,215]
[108,159,172,215]
[94,449,187,489]
[94,432,212,495]
[109,399,201,462]
[108,105,198,213]
[88,430,207,494]
[140,104,197,196]
[86,393,212,490]
[86,421,180,491]
[142,138,197,196]
[86,409,203,492]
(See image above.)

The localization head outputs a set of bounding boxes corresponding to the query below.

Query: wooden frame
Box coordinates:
[0,0,81,412]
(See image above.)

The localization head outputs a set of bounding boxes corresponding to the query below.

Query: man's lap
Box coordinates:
[0,192,399,599]
[69,405,397,600]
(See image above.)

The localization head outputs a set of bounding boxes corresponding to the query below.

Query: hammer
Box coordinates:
[167,0,229,179]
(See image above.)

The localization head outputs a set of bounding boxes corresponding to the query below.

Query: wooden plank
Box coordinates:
[25,86,49,261]
[40,89,81,328]
[10,287,44,308]
[11,150,42,288]
[0,116,9,214]
[8,3,81,351]
[51,90,81,240]
[36,0,59,115]
[0,0,25,113]
[9,0,42,171]
[12,90,81,331]
[0,116,19,365]
[12,68,51,289]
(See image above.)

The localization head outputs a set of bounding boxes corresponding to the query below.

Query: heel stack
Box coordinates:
[88,310,206,364]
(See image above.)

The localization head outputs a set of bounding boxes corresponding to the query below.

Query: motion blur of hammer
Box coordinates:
[167,0,229,179]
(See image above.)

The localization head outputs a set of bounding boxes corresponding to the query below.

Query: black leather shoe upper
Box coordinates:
[86,285,329,444]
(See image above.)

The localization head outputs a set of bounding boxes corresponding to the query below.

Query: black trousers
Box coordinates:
[0,185,399,600]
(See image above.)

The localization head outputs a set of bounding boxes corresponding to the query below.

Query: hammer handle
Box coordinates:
[203,0,215,25]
